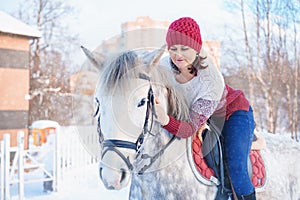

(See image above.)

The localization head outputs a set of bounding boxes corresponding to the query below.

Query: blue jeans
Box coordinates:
[222,106,255,195]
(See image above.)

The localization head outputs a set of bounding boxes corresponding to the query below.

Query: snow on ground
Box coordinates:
[9,131,300,200]
[10,164,130,200]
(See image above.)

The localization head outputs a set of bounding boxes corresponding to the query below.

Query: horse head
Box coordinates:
[82,45,189,190]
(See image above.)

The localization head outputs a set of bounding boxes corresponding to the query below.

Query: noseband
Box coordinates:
[95,73,177,175]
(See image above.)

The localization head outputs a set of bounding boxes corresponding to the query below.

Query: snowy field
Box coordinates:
[8,131,300,200]
[10,164,130,200]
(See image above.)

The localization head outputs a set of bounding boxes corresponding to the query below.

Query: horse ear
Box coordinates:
[151,44,167,66]
[81,46,104,69]
[143,44,167,68]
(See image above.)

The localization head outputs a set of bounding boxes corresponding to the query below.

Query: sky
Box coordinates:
[66,0,233,47]
[64,0,233,48]
[0,0,239,55]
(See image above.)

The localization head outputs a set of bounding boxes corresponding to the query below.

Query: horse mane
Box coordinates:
[96,50,190,122]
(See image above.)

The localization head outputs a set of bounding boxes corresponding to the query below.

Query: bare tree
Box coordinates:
[224,0,300,137]
[291,8,299,141]
[240,0,255,106]
[15,0,80,125]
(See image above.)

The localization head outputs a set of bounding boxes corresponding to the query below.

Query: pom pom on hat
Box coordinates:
[166,17,202,52]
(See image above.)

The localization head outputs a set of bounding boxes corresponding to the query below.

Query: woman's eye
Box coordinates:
[181,46,189,51]
[137,98,147,107]
[169,47,177,52]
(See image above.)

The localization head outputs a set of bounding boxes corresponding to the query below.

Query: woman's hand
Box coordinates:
[154,99,170,126]
[197,124,208,143]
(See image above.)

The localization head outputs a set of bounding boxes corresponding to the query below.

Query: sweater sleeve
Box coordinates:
[163,98,219,138]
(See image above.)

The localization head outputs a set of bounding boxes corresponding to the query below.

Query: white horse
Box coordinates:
[82,46,300,200]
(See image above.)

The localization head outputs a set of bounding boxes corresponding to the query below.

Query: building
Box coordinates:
[97,16,221,67]
[0,11,41,147]
[121,16,170,50]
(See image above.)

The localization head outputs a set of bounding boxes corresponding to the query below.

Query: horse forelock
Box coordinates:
[96,51,139,94]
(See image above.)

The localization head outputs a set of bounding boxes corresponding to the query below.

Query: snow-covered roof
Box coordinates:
[0,11,41,38]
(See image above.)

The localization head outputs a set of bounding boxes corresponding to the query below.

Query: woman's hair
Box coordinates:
[169,53,208,76]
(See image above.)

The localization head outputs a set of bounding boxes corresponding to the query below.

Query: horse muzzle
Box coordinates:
[99,162,131,190]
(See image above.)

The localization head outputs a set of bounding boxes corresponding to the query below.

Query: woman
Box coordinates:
[155,17,256,200]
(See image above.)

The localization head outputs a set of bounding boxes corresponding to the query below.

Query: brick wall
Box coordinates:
[0,33,31,147]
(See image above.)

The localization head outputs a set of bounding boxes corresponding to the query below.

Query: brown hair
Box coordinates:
[169,53,208,76]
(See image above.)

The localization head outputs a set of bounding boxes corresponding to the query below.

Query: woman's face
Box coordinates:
[168,45,197,70]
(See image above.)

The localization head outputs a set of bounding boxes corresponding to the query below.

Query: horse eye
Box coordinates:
[137,98,147,107]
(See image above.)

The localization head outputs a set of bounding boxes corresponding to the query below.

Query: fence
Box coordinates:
[0,126,99,200]
[58,126,99,179]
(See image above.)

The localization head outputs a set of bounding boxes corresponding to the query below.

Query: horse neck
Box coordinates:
[129,130,215,199]
[134,126,188,176]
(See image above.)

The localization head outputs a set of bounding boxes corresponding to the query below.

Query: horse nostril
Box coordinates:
[120,168,127,183]
[99,166,103,180]
[107,186,115,190]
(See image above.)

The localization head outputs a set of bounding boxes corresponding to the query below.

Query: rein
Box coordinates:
[95,73,177,175]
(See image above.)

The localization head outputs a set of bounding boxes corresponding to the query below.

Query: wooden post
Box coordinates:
[4,134,10,200]
[0,140,5,200]
[18,131,25,200]
[54,126,60,192]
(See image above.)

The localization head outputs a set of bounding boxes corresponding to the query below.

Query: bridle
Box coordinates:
[95,73,177,175]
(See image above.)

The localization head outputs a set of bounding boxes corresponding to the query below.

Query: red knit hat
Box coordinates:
[166,17,202,52]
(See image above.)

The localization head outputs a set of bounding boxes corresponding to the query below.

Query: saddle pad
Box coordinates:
[249,150,267,189]
[192,135,216,180]
[192,136,267,190]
